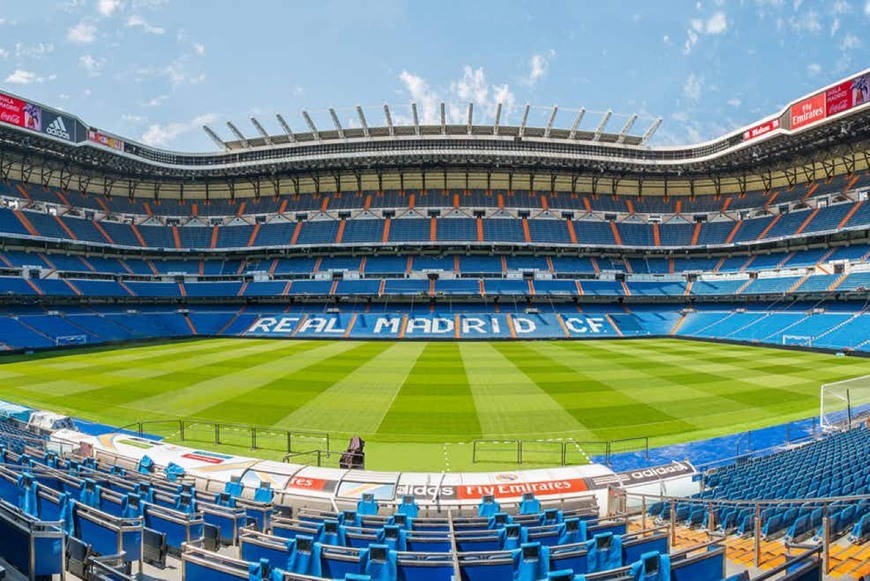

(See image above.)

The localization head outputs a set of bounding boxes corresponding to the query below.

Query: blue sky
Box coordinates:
[0,0,867,151]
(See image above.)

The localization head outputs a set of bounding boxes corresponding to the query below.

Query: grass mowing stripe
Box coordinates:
[197,341,393,427]
[509,342,697,439]
[175,340,374,424]
[34,338,320,419]
[0,338,249,386]
[376,343,482,442]
[277,342,426,433]
[122,340,337,418]
[540,341,767,438]
[459,342,587,438]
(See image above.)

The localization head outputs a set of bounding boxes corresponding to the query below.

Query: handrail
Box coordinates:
[748,545,823,580]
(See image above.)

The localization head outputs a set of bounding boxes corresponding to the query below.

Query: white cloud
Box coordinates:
[15,43,54,58]
[840,33,862,49]
[79,54,104,75]
[141,113,217,147]
[663,34,671,44]
[122,114,145,123]
[683,73,702,101]
[705,11,728,33]
[193,42,205,55]
[683,29,699,54]
[399,70,439,123]
[807,62,822,76]
[866,0,870,15]
[683,11,727,54]
[778,9,822,33]
[832,0,852,13]
[6,69,43,84]
[671,111,689,122]
[126,14,165,34]
[727,98,742,107]
[0,48,8,59]
[398,66,516,126]
[525,50,555,85]
[67,21,97,43]
[144,94,168,107]
[830,18,841,36]
[97,0,122,16]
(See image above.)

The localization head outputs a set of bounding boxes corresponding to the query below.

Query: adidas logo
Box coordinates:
[45,115,71,141]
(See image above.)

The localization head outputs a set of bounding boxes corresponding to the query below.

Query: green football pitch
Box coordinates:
[2,337,869,472]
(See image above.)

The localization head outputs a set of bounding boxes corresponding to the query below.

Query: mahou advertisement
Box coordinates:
[742,118,780,142]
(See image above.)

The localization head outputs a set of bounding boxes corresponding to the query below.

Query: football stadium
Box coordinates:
[0,7,868,579]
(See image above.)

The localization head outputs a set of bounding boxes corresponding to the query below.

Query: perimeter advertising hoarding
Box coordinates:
[0,93,41,130]
[0,91,85,142]
[789,72,870,131]
[790,93,827,130]
[742,118,780,142]
[41,110,77,142]
[88,128,125,150]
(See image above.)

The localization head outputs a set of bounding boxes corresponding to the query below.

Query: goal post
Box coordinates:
[820,375,870,432]
[55,335,88,347]
[782,335,813,347]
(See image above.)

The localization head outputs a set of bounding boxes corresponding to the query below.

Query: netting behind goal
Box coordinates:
[820,375,870,432]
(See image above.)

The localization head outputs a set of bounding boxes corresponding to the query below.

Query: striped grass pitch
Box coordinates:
[2,337,870,471]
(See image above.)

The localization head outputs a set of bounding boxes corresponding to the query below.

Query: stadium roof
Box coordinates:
[0,70,867,200]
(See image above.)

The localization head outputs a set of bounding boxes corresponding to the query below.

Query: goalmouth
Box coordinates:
[820,374,870,432]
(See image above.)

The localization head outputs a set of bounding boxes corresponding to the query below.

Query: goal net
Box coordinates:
[820,374,870,432]
[782,335,813,347]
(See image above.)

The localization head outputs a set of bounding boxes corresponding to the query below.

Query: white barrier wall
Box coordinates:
[51,428,698,514]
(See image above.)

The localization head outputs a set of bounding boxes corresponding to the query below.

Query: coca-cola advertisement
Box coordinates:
[0,93,42,131]
[790,93,826,130]
[826,80,853,117]
[0,93,27,128]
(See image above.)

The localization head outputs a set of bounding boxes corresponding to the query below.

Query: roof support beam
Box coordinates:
[616,113,638,144]
[467,103,473,135]
[301,111,320,141]
[276,114,295,142]
[225,122,250,148]
[356,106,370,138]
[544,105,558,138]
[250,117,272,146]
[440,102,446,135]
[593,110,612,141]
[493,103,502,135]
[328,108,345,139]
[569,108,586,139]
[384,104,395,137]
[411,103,420,135]
[202,125,229,151]
[519,104,530,138]
[640,117,663,145]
